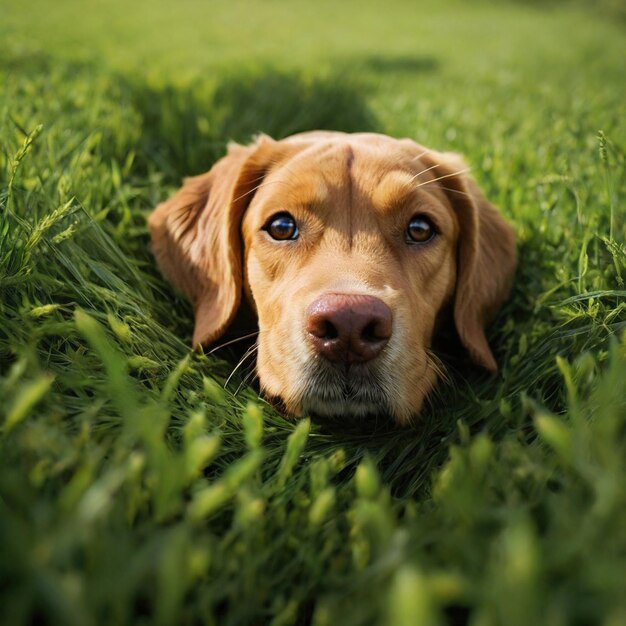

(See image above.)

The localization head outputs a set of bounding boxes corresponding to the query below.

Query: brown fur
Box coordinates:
[148,132,516,423]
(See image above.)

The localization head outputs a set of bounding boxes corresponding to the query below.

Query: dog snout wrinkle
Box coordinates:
[306,294,392,364]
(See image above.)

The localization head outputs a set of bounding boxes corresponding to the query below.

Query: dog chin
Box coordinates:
[293,361,397,420]
[300,397,388,420]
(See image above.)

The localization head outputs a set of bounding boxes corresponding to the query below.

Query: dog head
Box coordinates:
[149,132,516,423]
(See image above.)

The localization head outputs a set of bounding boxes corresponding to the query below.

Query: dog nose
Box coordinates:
[306,294,392,364]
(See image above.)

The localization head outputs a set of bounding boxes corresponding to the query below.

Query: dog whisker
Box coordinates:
[232,179,289,204]
[426,349,450,385]
[409,149,434,162]
[414,167,471,189]
[437,185,473,198]
[207,331,260,355]
[234,363,259,396]
[224,342,258,388]
[406,162,441,183]
[269,160,309,189]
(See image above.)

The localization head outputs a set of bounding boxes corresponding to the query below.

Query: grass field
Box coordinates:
[1,1,625,624]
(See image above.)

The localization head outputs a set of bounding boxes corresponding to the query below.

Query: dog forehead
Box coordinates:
[259,138,420,209]
[270,140,354,193]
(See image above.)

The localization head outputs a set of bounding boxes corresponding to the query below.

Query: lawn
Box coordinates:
[1,1,625,624]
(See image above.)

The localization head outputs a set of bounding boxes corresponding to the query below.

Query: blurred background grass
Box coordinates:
[4,0,625,77]
[1,1,625,625]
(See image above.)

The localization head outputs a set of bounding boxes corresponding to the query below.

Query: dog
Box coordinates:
[149,131,516,423]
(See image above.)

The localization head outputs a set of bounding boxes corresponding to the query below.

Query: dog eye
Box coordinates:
[406,215,436,244]
[264,213,299,240]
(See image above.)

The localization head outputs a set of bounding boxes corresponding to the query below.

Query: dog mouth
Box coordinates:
[297,361,394,419]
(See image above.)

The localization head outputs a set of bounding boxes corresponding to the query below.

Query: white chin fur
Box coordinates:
[301,397,384,419]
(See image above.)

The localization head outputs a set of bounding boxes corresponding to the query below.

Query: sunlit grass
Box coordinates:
[1,1,625,624]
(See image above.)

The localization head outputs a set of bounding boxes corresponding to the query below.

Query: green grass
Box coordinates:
[1,1,625,624]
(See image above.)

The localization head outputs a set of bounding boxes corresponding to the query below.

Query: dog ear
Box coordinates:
[419,150,517,372]
[148,135,278,348]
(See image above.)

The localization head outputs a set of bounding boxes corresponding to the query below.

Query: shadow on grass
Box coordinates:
[508,0,626,21]
[131,68,381,182]
[359,54,439,74]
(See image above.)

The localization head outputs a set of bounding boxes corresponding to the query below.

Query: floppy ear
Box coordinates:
[420,150,517,372]
[148,135,277,347]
